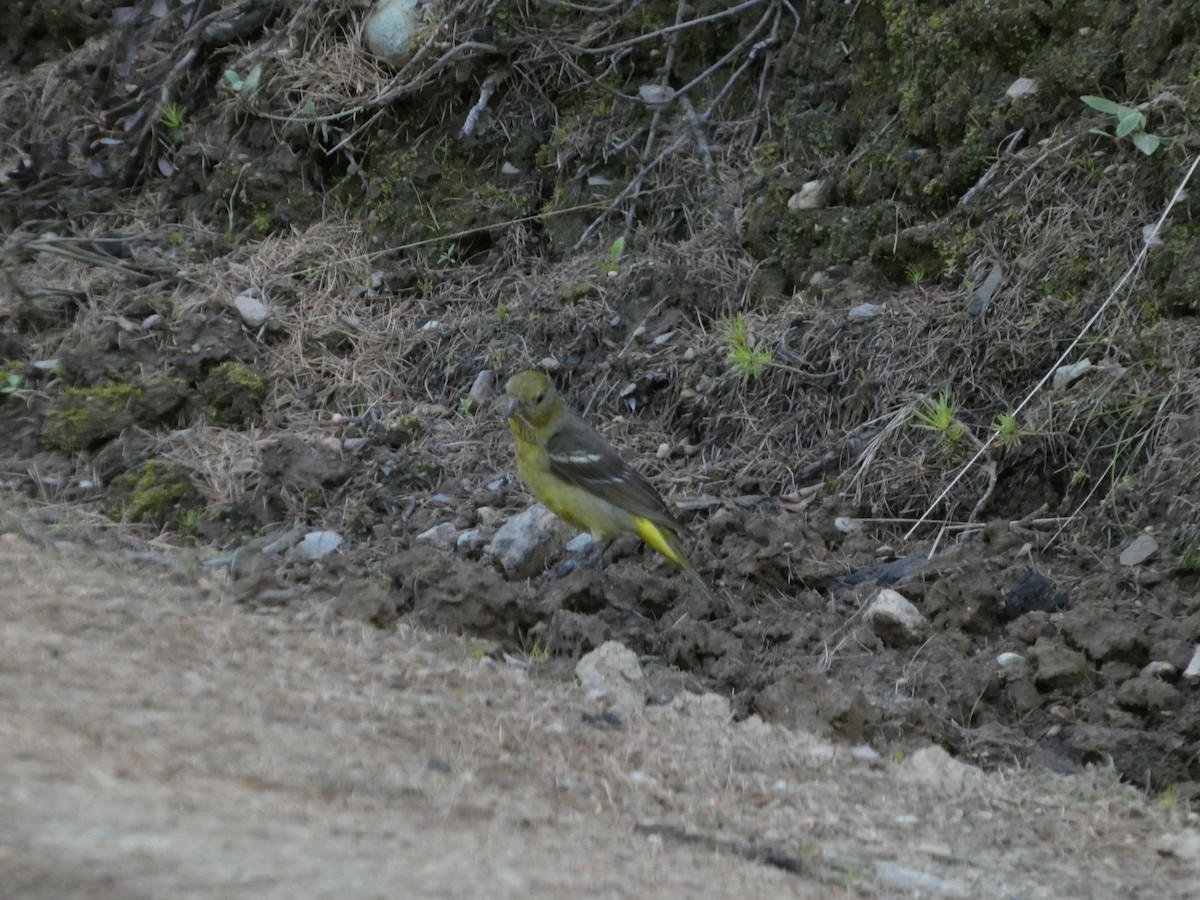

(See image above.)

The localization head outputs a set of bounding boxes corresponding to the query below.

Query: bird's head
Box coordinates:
[504,370,562,429]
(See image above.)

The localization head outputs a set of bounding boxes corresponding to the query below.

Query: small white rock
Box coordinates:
[864,588,929,647]
[232,288,268,328]
[415,522,457,551]
[565,532,595,555]
[1006,77,1038,100]
[996,652,1027,670]
[787,179,827,211]
[456,529,486,552]
[576,641,647,720]
[899,745,981,795]
[637,84,675,107]
[1052,358,1093,390]
[848,302,883,321]
[834,516,863,534]
[364,0,431,65]
[464,369,494,413]
[1140,660,1176,680]
[499,161,520,176]
[488,504,562,578]
[1182,645,1200,682]
[289,530,344,561]
[1119,532,1159,567]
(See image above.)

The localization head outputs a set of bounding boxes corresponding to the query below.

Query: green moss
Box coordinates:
[354,143,525,254]
[379,413,422,448]
[107,460,203,526]
[198,361,267,426]
[0,362,26,401]
[42,378,187,452]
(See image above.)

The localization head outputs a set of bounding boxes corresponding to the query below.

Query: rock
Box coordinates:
[455,529,486,553]
[1118,533,1158,567]
[1140,661,1176,680]
[996,652,1028,671]
[637,84,675,107]
[899,745,980,795]
[288,530,343,561]
[415,522,457,552]
[1006,77,1038,100]
[575,641,647,720]
[565,533,595,555]
[1004,571,1067,619]
[965,261,1004,316]
[786,179,827,211]
[847,302,883,321]
[1183,645,1200,682]
[488,504,562,579]
[475,506,503,527]
[232,288,269,328]
[833,516,863,534]
[1052,358,1093,390]
[864,588,929,647]
[463,369,494,413]
[364,0,433,65]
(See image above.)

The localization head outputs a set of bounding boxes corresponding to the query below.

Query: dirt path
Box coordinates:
[1,531,1197,899]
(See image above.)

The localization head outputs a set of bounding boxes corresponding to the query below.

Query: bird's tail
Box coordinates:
[634,517,716,599]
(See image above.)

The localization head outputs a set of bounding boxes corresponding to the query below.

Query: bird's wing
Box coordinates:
[544,415,683,532]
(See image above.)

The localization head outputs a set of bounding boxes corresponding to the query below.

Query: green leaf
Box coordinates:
[243,64,262,94]
[223,70,244,91]
[1115,110,1145,138]
[303,100,316,117]
[1132,132,1161,155]
[609,235,625,265]
[1081,95,1124,116]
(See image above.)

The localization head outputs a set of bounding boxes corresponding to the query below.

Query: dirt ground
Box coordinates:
[2,529,1199,899]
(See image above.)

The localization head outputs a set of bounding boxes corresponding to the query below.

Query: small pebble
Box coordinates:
[288,530,344,561]
[415,522,457,552]
[232,288,269,328]
[1119,533,1158,567]
[1140,661,1176,680]
[864,588,929,647]
[848,303,882,321]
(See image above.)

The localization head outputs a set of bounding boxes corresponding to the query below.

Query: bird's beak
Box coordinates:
[505,397,518,419]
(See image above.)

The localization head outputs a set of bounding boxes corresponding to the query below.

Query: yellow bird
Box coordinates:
[504,370,712,597]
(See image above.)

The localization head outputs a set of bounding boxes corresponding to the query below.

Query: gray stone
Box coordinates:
[487,504,562,578]
[864,588,929,647]
[575,641,646,720]
[288,530,343,561]
[415,522,457,552]
[1118,533,1158,567]
[364,0,431,65]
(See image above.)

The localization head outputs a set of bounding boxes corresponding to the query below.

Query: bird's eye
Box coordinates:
[534,391,545,403]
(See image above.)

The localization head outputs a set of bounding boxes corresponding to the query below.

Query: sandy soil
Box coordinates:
[2,530,1198,899]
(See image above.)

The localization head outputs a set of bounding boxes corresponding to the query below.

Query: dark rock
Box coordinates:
[1004,571,1067,619]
